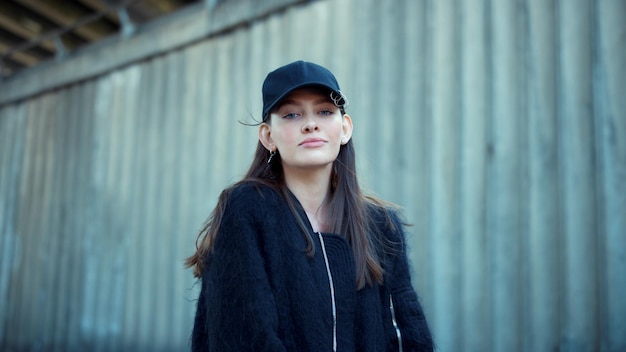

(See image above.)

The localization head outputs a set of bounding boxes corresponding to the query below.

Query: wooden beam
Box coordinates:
[0,55,23,77]
[16,0,118,41]
[77,0,121,25]
[0,0,307,104]
[0,2,57,54]
[0,41,38,66]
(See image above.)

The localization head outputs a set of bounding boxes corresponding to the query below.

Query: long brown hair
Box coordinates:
[186,120,387,289]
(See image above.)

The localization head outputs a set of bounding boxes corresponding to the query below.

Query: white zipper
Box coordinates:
[390,295,403,352]
[318,232,337,352]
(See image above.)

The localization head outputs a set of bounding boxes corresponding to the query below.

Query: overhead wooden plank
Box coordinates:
[77,0,122,24]
[0,0,306,106]
[0,41,39,66]
[17,0,117,41]
[0,2,57,53]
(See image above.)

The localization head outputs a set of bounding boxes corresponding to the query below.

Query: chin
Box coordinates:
[286,158,335,170]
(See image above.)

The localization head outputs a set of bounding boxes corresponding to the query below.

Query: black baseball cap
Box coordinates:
[262,61,348,119]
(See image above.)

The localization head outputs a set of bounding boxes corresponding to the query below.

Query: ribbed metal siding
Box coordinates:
[1,0,624,351]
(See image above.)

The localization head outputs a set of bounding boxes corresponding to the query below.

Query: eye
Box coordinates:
[318,107,338,116]
[282,112,300,119]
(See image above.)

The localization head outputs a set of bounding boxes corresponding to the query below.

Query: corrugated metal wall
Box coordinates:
[1,0,625,351]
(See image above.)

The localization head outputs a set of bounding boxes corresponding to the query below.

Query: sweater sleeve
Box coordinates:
[387,211,434,352]
[192,188,287,352]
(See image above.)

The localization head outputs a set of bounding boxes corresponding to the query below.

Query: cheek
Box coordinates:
[272,125,299,146]
[326,120,345,140]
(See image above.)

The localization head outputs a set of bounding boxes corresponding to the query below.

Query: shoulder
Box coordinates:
[210,182,287,247]
[224,181,284,211]
[366,199,405,242]
[211,181,286,227]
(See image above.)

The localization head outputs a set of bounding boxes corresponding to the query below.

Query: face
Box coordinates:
[259,88,353,172]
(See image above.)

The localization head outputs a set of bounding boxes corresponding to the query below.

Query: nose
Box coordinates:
[301,114,319,133]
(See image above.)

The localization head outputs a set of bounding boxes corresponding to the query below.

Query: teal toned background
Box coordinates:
[1,0,624,350]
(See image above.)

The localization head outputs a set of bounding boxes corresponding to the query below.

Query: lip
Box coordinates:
[299,138,327,147]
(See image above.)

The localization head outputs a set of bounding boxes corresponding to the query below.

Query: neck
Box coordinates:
[283,164,332,232]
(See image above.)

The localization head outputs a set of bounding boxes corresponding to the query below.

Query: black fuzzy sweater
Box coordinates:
[192,183,433,351]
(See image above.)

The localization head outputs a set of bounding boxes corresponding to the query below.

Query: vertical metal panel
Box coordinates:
[526,0,561,350]
[72,80,98,351]
[559,0,599,350]
[344,0,376,185]
[460,0,489,350]
[374,0,402,201]
[397,0,430,302]
[489,0,524,350]
[138,56,166,350]
[47,86,74,349]
[596,2,626,351]
[430,0,460,351]
[85,70,114,350]
[111,67,142,351]
[1,0,625,351]
[0,103,26,346]
[15,96,57,347]
[120,63,151,351]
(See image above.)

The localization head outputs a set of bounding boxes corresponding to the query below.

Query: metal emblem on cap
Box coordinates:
[330,90,348,109]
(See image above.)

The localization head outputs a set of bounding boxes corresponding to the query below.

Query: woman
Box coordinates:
[186,61,433,351]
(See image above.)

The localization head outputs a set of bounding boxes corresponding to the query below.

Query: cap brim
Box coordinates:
[263,82,338,117]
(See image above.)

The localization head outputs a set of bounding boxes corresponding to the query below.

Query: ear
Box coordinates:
[258,122,275,151]
[341,114,353,144]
